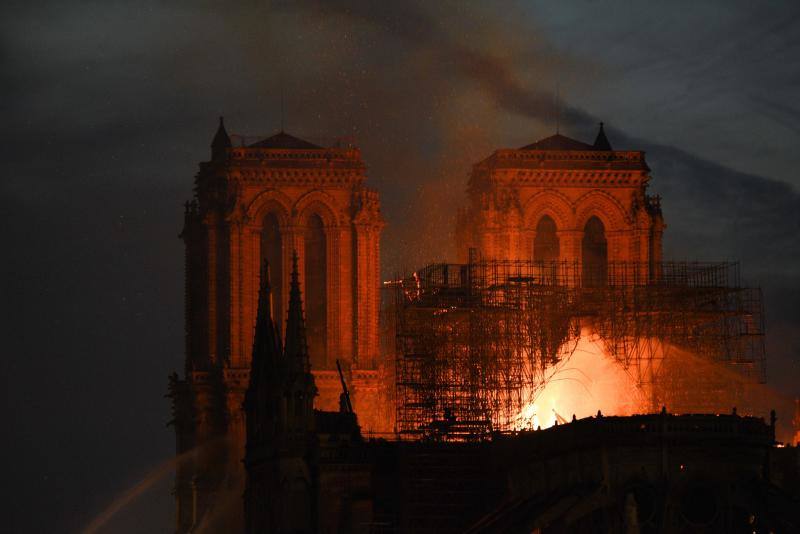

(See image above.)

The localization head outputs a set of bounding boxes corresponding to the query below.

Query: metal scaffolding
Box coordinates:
[393,256,766,440]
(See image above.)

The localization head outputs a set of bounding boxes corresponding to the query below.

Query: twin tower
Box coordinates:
[170,119,664,531]
[171,121,384,531]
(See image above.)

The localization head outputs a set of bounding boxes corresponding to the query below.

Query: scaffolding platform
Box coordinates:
[393,257,766,440]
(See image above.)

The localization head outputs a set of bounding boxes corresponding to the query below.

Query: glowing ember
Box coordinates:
[512,329,649,430]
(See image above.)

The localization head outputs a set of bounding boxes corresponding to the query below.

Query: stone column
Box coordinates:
[227,218,243,367]
[354,222,371,365]
[242,225,262,367]
[334,225,354,364]
[325,223,341,369]
[363,225,381,368]
[557,230,582,263]
[557,230,583,286]
[521,229,535,262]
[606,230,626,263]
[205,214,219,366]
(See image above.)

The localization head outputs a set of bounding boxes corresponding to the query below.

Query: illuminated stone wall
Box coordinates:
[456,130,665,277]
[175,124,386,532]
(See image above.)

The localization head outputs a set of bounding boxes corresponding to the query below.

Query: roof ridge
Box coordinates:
[249,131,322,149]
[519,133,596,151]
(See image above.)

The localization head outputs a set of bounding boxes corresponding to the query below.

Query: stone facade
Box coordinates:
[185,121,384,413]
[456,125,665,282]
[171,120,385,532]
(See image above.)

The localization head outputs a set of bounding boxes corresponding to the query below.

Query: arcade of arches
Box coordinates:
[182,129,385,439]
[456,131,664,282]
[259,211,330,369]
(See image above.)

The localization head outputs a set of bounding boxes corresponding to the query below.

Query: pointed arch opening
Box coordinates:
[582,216,608,287]
[304,214,327,368]
[260,213,283,329]
[533,215,560,262]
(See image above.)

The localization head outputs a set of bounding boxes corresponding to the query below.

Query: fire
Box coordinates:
[512,329,649,430]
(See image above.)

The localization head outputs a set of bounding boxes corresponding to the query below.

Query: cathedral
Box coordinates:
[168,120,797,533]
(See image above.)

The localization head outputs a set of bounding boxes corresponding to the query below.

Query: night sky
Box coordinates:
[4,2,799,532]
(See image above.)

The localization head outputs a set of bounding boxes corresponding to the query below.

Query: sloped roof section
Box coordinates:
[519,133,596,151]
[249,131,322,149]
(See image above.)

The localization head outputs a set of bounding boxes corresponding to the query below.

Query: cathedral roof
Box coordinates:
[249,131,322,149]
[520,133,595,151]
[519,124,614,152]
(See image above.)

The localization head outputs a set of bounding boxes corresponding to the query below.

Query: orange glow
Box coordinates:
[511,329,649,430]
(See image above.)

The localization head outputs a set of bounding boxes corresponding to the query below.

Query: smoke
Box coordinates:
[264,0,600,271]
[280,0,800,282]
[652,343,796,443]
[283,1,800,401]
[288,0,596,128]
[3,2,799,531]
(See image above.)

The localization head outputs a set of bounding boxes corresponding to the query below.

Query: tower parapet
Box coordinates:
[457,124,664,281]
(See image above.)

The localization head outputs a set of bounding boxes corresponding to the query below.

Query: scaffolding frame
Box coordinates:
[393,258,766,440]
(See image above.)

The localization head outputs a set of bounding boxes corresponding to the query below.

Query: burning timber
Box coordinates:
[171,123,798,533]
[392,255,766,440]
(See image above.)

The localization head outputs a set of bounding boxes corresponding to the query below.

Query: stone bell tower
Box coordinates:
[169,119,385,532]
[456,123,664,283]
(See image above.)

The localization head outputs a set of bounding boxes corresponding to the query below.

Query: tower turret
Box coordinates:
[211,116,231,160]
[593,121,612,151]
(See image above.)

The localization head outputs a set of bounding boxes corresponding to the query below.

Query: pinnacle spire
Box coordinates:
[284,250,310,372]
[593,121,612,151]
[211,116,231,159]
[247,259,282,393]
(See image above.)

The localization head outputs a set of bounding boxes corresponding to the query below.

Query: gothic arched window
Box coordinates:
[582,216,608,287]
[260,213,283,326]
[304,214,327,368]
[533,215,560,262]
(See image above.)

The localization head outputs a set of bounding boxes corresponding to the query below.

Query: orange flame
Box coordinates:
[512,329,649,430]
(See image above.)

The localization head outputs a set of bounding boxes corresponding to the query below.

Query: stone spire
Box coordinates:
[211,116,231,160]
[593,121,612,151]
[284,250,311,374]
[281,250,317,436]
[245,260,282,408]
